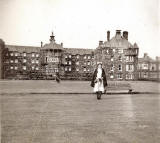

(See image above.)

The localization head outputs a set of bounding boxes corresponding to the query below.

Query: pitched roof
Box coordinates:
[138,55,155,63]
[64,48,94,55]
[42,41,63,50]
[5,45,40,53]
[103,36,133,49]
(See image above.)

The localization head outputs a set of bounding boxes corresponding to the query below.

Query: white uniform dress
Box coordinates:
[93,68,104,93]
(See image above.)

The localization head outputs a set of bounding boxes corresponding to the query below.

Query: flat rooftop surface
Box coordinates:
[1,93,160,143]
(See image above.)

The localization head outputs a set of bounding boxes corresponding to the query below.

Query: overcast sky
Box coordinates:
[0,0,159,58]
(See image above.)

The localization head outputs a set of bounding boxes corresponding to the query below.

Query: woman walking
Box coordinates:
[91,63,107,100]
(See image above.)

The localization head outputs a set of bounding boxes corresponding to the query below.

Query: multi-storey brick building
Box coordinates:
[0,32,94,80]
[138,53,160,81]
[95,30,139,80]
[3,30,157,81]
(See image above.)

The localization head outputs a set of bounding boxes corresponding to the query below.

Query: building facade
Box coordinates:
[95,30,139,80]
[138,53,160,81]
[1,30,158,81]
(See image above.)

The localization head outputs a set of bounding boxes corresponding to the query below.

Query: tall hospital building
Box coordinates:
[0,30,159,81]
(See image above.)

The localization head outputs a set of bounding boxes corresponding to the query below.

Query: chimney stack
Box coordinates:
[116,30,121,36]
[123,31,128,40]
[61,42,63,47]
[99,41,103,46]
[144,53,148,58]
[107,31,110,41]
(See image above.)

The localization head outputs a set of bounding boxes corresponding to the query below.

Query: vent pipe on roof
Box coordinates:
[41,41,43,47]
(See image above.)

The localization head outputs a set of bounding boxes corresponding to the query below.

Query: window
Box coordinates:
[10,53,14,56]
[15,59,18,63]
[10,60,14,63]
[36,67,39,70]
[84,62,86,65]
[126,74,133,79]
[65,67,68,71]
[113,49,115,53]
[32,66,35,70]
[10,66,13,69]
[15,52,18,56]
[111,58,114,61]
[117,74,122,79]
[77,55,80,59]
[87,69,90,72]
[76,61,79,65]
[69,55,71,58]
[143,72,148,78]
[36,60,39,64]
[69,61,71,65]
[36,54,39,57]
[84,67,86,72]
[126,64,134,71]
[65,61,68,65]
[32,53,35,57]
[23,59,27,63]
[23,66,26,70]
[142,64,148,70]
[110,64,114,71]
[69,67,71,71]
[118,49,123,54]
[110,74,114,79]
[65,55,68,58]
[118,65,122,71]
[84,55,87,59]
[76,68,79,71]
[118,56,122,61]
[88,56,91,59]
[126,56,134,62]
[88,61,90,65]
[15,66,18,70]
[32,60,35,64]
[23,53,26,57]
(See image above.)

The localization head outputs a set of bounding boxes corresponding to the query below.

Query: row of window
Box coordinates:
[138,63,159,71]
[10,66,39,70]
[9,52,39,57]
[65,55,92,59]
[9,59,39,64]
[109,74,134,79]
[110,64,134,71]
[64,61,92,66]
[64,67,91,72]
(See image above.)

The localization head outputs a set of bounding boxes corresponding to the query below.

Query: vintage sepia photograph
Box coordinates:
[0,0,160,142]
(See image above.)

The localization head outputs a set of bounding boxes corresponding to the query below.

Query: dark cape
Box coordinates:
[90,68,108,88]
